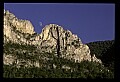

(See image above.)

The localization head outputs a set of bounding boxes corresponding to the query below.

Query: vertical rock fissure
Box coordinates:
[65,32,68,50]
[56,26,60,58]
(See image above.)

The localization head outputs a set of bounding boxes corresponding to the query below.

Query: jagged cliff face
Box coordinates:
[3,10,101,68]
[4,10,36,44]
[39,24,93,62]
[4,10,35,34]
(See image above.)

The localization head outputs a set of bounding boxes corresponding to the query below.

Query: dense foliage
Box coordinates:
[3,40,114,78]
[3,61,114,78]
[86,40,114,72]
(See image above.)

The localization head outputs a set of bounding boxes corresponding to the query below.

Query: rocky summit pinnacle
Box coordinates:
[39,24,93,62]
[3,10,101,68]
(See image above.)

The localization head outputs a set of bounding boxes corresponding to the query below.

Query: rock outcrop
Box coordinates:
[39,24,93,62]
[3,10,102,68]
[4,10,35,35]
[4,10,36,44]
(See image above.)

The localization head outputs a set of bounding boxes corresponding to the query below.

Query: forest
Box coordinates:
[3,40,114,78]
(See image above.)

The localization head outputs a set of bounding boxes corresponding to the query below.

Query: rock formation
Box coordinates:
[39,24,93,62]
[3,10,102,68]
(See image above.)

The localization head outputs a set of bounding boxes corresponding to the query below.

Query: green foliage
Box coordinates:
[3,60,114,78]
[3,40,114,78]
[86,40,114,58]
[4,42,36,51]
[86,40,114,72]
[3,42,40,62]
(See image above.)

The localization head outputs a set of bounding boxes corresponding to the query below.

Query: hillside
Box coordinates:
[3,10,114,78]
[86,40,114,72]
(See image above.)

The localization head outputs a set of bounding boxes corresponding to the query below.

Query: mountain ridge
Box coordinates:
[3,10,114,78]
[4,9,101,68]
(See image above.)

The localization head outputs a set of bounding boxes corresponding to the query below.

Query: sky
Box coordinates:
[4,3,115,43]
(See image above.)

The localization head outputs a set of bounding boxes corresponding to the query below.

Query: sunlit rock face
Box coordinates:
[39,24,101,63]
[4,10,36,44]
[3,10,101,68]
[4,10,35,35]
